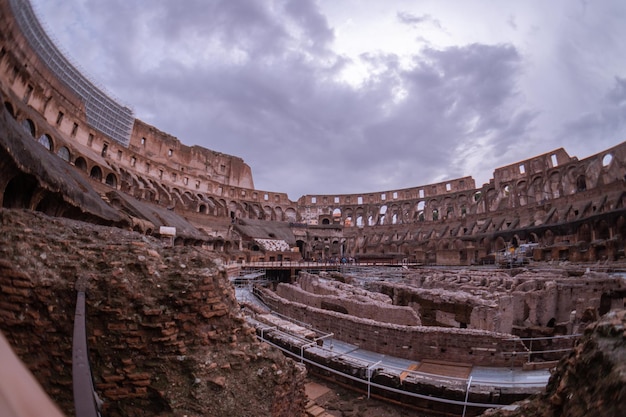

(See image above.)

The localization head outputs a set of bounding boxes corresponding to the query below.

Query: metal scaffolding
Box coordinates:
[10,0,134,147]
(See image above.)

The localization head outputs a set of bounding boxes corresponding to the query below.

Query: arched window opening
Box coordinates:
[22,119,35,137]
[432,209,439,221]
[602,153,613,167]
[75,157,87,171]
[283,208,296,222]
[57,146,70,162]
[38,134,52,151]
[35,192,65,216]
[4,102,15,118]
[322,218,330,225]
[368,215,375,226]
[3,174,37,209]
[90,166,103,181]
[105,173,117,188]
[576,175,587,192]
[356,215,363,227]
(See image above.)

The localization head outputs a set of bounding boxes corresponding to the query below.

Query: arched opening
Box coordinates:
[38,134,52,151]
[22,119,35,137]
[4,101,15,118]
[602,153,613,167]
[57,146,70,162]
[296,240,306,258]
[3,174,37,209]
[105,173,117,188]
[35,192,66,216]
[379,205,387,225]
[75,157,87,171]
[90,166,103,181]
[285,208,297,222]
[322,218,330,225]
[576,175,587,192]
[332,208,342,220]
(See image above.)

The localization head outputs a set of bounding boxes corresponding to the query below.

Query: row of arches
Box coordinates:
[338,214,625,264]
[4,101,121,188]
[5,99,624,237]
[318,151,620,229]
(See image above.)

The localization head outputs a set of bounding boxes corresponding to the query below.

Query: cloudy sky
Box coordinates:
[30,0,626,200]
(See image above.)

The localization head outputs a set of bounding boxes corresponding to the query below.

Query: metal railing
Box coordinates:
[255,329,515,413]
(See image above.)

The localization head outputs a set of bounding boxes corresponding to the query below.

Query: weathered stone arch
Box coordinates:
[548,171,562,198]
[21,118,35,137]
[596,219,611,240]
[4,101,15,117]
[576,175,587,192]
[74,157,87,171]
[38,133,53,151]
[57,146,70,162]
[105,173,117,188]
[285,207,297,222]
[275,206,284,221]
[2,173,37,209]
[577,223,592,243]
[493,236,507,252]
[90,165,102,181]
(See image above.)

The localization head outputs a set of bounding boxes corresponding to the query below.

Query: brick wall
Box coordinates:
[258,287,523,367]
[0,209,306,417]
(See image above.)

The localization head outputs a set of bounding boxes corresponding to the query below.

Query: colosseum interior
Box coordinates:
[1,0,625,416]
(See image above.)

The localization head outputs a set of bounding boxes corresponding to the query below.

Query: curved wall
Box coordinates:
[1,0,625,264]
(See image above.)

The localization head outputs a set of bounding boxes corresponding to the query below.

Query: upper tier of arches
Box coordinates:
[1,0,625,229]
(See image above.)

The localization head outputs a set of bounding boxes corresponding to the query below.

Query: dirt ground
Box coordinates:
[305,375,431,417]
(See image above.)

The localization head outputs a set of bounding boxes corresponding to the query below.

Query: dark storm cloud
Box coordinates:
[50,0,532,197]
[557,77,626,148]
[32,0,625,199]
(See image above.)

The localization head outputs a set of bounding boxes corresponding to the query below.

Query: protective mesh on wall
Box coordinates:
[10,0,134,146]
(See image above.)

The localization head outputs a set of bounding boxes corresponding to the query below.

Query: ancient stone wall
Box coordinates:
[366,269,625,335]
[257,287,523,367]
[0,209,306,417]
[482,310,626,417]
[1,0,625,267]
[276,273,420,326]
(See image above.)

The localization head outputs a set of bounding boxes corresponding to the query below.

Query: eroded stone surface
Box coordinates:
[0,208,306,417]
[482,310,626,417]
